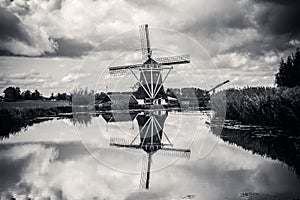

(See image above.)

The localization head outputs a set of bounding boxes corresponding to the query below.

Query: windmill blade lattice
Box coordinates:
[109,64,142,76]
[139,24,151,60]
[156,148,191,159]
[140,153,149,189]
[109,137,140,149]
[155,54,190,66]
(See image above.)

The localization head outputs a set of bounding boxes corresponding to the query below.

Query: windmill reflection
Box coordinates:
[107,110,191,189]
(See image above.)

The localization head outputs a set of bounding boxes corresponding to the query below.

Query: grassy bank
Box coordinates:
[0,100,70,108]
[0,103,71,139]
[211,86,300,129]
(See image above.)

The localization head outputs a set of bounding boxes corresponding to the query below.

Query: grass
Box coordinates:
[211,86,300,129]
[0,101,72,139]
[0,100,70,109]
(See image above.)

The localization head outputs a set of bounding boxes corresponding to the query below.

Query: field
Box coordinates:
[0,100,70,109]
[211,86,300,129]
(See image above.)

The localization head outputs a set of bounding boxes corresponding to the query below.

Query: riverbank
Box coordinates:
[0,101,72,139]
[211,86,300,131]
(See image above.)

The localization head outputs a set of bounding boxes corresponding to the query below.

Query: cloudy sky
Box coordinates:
[0,0,299,96]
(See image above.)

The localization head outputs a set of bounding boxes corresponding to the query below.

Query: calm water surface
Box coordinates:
[0,112,299,200]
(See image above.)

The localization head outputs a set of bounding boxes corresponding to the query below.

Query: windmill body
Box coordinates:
[133,58,168,105]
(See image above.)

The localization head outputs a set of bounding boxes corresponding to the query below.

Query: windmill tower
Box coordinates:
[109,110,191,189]
[109,24,190,105]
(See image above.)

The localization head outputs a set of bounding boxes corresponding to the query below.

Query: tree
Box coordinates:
[31,90,42,100]
[50,93,55,100]
[56,92,67,100]
[22,90,32,100]
[3,87,22,101]
[275,48,300,87]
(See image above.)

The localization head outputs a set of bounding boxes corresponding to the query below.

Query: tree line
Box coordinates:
[275,47,300,87]
[1,87,71,102]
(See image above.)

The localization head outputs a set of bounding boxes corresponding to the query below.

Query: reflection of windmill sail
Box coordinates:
[109,111,191,190]
[140,153,152,189]
[101,112,138,123]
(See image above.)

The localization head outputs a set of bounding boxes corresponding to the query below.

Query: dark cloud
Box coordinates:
[235,0,300,56]
[0,36,93,57]
[181,6,250,36]
[0,6,56,56]
[0,157,28,193]
[252,0,299,5]
[253,0,300,36]
[0,7,30,44]
[50,38,94,57]
[223,32,294,57]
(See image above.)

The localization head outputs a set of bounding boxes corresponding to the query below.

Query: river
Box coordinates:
[0,111,299,200]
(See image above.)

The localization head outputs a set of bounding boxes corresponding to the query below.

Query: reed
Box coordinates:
[211,86,300,129]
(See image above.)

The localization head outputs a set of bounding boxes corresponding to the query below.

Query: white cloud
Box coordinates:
[61,73,90,83]
[289,39,300,47]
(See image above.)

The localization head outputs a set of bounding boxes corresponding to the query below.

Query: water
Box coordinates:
[0,111,300,200]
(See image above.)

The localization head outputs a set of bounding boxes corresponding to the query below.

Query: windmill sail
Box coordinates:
[109,64,142,76]
[140,153,153,189]
[155,54,190,66]
[139,24,151,59]
[157,147,191,159]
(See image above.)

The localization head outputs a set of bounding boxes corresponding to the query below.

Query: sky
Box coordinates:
[0,0,300,96]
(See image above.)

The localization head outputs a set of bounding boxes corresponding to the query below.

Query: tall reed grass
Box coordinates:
[211,86,300,129]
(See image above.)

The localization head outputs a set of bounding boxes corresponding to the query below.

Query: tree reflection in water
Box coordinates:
[210,122,300,176]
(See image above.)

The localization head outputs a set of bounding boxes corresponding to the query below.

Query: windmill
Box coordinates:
[109,110,191,189]
[109,24,190,105]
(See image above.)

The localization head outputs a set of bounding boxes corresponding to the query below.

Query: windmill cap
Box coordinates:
[143,57,159,65]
